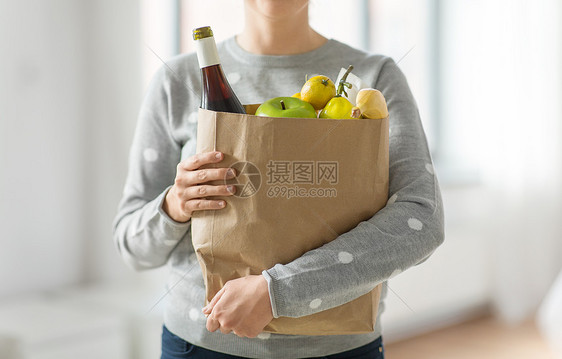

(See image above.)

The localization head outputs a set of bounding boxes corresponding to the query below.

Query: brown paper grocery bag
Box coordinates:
[191,106,389,335]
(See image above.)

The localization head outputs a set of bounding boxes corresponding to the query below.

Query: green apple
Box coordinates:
[255,97,317,118]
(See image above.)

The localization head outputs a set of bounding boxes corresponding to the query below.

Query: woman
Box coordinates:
[113,0,444,358]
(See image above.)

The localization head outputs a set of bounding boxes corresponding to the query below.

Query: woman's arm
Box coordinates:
[204,58,444,336]
[113,63,238,271]
[261,58,445,318]
[112,66,190,270]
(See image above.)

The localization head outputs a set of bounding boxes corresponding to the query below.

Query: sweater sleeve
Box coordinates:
[262,58,445,318]
[112,66,193,271]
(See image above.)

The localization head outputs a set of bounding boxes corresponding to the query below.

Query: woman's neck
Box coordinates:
[237,5,327,55]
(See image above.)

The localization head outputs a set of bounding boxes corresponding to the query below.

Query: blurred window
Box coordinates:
[143,0,473,183]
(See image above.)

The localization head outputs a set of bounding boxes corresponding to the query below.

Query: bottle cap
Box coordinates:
[193,26,213,40]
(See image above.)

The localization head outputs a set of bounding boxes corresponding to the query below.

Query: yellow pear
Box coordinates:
[354,88,389,119]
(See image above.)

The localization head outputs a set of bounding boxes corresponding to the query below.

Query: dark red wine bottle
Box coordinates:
[193,26,245,114]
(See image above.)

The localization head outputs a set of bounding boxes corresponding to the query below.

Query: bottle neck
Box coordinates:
[195,36,220,68]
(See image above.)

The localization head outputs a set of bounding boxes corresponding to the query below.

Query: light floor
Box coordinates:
[385,316,558,359]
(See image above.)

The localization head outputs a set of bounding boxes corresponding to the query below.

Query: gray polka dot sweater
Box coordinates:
[113,37,444,358]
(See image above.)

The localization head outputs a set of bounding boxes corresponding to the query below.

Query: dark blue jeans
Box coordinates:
[161,326,384,359]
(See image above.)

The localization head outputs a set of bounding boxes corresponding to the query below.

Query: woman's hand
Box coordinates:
[203,275,273,338]
[163,151,236,223]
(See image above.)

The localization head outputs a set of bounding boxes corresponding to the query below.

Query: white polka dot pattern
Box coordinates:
[143,148,158,162]
[189,308,200,321]
[188,111,198,123]
[408,218,423,231]
[338,251,354,264]
[257,332,271,340]
[387,193,398,205]
[309,298,322,309]
[425,163,434,175]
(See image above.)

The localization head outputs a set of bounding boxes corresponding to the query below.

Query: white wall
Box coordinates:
[438,0,562,322]
[80,0,144,283]
[0,0,147,298]
[0,0,88,297]
[382,185,496,341]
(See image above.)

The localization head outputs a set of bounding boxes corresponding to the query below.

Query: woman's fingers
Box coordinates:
[206,315,221,333]
[174,166,236,187]
[177,185,236,214]
[203,277,273,338]
[177,151,237,186]
[205,286,227,333]
[204,286,226,314]
[184,184,236,200]
[184,199,227,213]
[165,151,238,221]
[219,326,233,335]
[189,167,236,186]
[180,151,225,171]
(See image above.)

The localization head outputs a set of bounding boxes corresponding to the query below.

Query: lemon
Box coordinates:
[300,75,336,111]
[319,96,354,119]
[292,92,301,99]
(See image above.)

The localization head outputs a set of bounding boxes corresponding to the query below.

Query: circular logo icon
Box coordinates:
[225,161,262,198]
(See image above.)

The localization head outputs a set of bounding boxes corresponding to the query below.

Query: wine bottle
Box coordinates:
[193,26,245,114]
